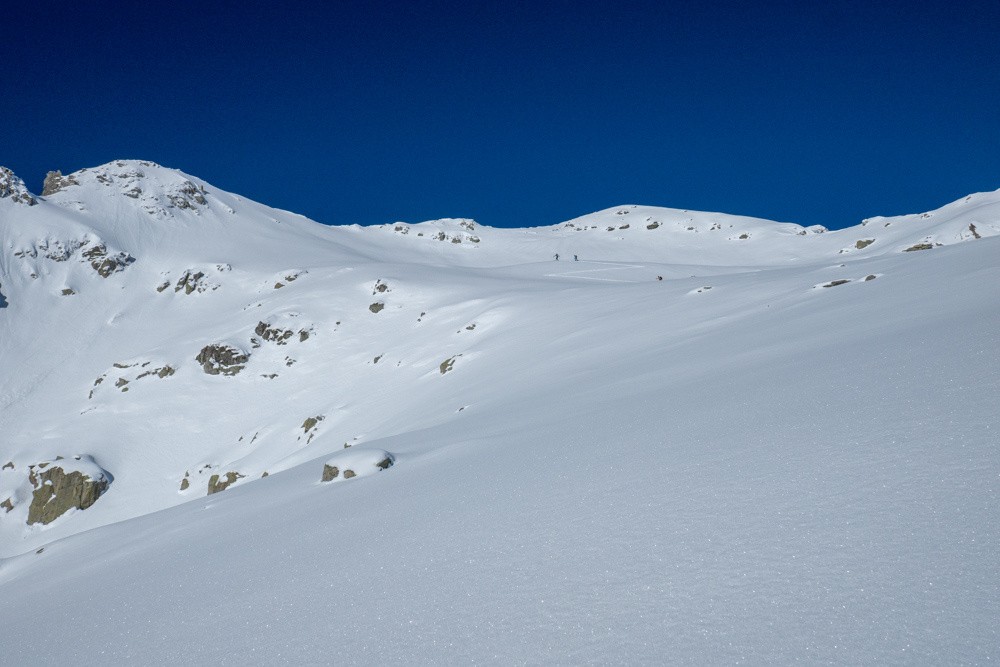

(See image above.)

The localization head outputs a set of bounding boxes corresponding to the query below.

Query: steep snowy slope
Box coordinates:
[0,161,997,663]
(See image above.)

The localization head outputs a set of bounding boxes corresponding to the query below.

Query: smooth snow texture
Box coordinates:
[0,161,998,664]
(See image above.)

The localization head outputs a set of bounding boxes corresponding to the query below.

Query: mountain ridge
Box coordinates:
[1,159,998,663]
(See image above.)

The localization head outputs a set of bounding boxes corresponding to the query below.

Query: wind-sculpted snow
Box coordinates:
[0,161,998,663]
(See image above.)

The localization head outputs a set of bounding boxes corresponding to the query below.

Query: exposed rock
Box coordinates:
[1,498,13,513]
[865,274,878,281]
[321,449,395,483]
[41,170,80,195]
[196,344,249,376]
[81,243,136,278]
[904,243,935,252]
[175,270,208,294]
[61,288,76,296]
[2,461,13,470]
[855,239,875,249]
[207,471,244,495]
[821,279,851,288]
[646,222,660,230]
[276,270,306,287]
[167,180,208,209]
[373,279,389,294]
[440,356,458,374]
[13,238,88,263]
[369,302,385,313]
[179,477,189,491]
[26,460,112,525]
[969,223,981,239]
[302,415,325,432]
[0,167,37,205]
[255,321,294,345]
[135,365,175,380]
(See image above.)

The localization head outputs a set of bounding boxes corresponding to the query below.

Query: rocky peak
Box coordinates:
[55,160,212,217]
[0,167,37,206]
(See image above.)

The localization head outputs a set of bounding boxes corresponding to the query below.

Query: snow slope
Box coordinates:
[0,161,998,663]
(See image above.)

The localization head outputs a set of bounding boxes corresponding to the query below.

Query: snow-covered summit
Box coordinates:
[41,159,214,217]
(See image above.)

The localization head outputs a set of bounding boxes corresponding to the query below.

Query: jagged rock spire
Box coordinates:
[42,170,79,196]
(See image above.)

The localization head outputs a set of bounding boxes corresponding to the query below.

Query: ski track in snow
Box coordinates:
[545,260,647,282]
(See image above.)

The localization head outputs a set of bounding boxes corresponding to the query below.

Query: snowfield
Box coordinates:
[0,161,997,663]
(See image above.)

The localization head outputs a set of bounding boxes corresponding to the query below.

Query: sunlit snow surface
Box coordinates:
[0,162,997,663]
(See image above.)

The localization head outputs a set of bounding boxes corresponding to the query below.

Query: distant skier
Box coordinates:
[574,255,578,261]
[657,276,663,281]
[554,253,559,261]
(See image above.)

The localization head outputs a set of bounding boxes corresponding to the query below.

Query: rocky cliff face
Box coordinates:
[27,461,111,525]
[41,170,79,196]
[0,167,37,206]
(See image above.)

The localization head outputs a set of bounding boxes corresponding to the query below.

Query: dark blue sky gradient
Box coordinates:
[3,0,999,229]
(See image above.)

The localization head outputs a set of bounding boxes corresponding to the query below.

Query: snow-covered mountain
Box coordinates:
[1,160,997,663]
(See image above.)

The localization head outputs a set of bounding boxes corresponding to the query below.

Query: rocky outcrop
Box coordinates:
[273,270,306,289]
[160,265,229,294]
[255,321,294,344]
[253,319,314,346]
[196,344,249,376]
[0,167,37,205]
[321,449,394,483]
[300,415,325,444]
[41,170,80,196]
[207,471,244,495]
[26,458,112,525]
[440,355,462,374]
[81,243,136,278]
[175,270,209,294]
[89,361,176,398]
[167,180,208,209]
[302,416,324,433]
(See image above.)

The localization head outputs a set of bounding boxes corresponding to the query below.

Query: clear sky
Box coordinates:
[3,0,998,229]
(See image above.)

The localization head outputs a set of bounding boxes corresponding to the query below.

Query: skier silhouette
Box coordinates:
[574,255,578,261]
[554,253,559,261]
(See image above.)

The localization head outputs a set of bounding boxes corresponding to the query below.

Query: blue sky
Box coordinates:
[3,0,998,229]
